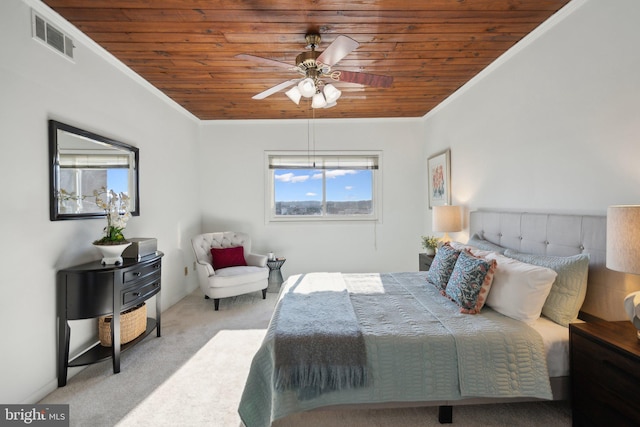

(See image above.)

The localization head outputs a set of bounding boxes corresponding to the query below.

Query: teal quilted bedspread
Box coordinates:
[238,272,552,427]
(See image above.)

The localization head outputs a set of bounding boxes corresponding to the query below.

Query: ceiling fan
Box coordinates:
[236,33,393,109]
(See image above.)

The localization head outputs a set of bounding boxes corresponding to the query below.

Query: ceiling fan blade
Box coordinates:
[337,71,394,88]
[235,54,293,70]
[317,35,359,66]
[252,79,298,100]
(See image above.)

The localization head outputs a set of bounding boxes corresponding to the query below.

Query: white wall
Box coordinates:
[198,118,426,276]
[0,0,200,403]
[423,0,640,231]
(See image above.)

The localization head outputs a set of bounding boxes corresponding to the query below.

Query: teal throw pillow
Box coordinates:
[467,233,506,254]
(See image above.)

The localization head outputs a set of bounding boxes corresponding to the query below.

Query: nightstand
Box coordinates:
[569,321,640,426]
[418,253,434,271]
[266,258,286,293]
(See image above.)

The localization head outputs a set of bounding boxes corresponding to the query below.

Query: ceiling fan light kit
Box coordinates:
[290,78,342,109]
[238,33,393,110]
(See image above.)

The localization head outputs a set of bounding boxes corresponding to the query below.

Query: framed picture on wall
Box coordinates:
[427,149,451,208]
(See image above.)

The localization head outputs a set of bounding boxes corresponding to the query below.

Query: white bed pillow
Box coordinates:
[484,252,558,324]
[504,250,590,327]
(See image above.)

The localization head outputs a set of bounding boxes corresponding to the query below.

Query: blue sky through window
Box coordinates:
[274,169,373,202]
[107,169,129,194]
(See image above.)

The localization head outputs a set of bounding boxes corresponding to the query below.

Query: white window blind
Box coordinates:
[268,154,378,170]
[59,153,132,169]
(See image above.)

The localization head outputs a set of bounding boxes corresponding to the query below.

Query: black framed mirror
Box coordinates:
[49,120,140,220]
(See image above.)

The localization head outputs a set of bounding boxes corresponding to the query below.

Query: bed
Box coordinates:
[239,210,634,426]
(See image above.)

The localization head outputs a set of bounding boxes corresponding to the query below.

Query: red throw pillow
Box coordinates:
[210,246,247,270]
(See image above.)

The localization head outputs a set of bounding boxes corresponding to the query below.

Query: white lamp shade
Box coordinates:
[285,86,302,104]
[606,205,640,274]
[298,78,316,97]
[432,205,462,232]
[323,84,342,103]
[311,92,327,108]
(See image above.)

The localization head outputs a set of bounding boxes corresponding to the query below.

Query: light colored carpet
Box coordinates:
[40,288,571,426]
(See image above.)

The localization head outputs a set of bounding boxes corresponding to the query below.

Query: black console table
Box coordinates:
[57,252,163,386]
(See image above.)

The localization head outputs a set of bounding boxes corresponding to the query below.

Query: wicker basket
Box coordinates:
[98,303,147,347]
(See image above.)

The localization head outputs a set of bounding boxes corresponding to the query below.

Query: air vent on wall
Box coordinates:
[32,10,74,60]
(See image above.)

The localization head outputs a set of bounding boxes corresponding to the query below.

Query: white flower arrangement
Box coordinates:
[93,187,131,245]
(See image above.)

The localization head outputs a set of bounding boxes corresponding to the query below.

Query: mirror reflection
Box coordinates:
[49,120,139,220]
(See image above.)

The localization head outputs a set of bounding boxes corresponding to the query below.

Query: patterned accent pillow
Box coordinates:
[426,243,461,291]
[504,250,590,327]
[445,250,497,314]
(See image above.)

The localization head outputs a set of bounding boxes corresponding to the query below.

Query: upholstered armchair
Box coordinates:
[191,232,269,310]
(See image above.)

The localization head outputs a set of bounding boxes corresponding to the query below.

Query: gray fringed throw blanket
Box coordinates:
[273,273,368,400]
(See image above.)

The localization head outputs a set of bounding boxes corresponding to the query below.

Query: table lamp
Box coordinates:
[606,205,640,339]
[432,205,462,244]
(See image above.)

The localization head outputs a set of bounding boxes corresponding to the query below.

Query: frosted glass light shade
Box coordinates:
[298,78,316,97]
[311,92,327,108]
[285,86,302,104]
[323,84,342,103]
[606,205,640,274]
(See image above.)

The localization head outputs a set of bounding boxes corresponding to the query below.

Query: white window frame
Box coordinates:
[265,150,382,223]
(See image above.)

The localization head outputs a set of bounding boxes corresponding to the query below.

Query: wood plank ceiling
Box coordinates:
[43,0,571,120]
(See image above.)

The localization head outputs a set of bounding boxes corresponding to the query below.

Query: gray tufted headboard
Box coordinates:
[469,210,640,321]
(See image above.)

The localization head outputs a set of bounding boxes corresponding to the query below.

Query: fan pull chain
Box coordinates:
[312,108,316,168]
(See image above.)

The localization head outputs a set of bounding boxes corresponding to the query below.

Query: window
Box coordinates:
[266,151,381,222]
